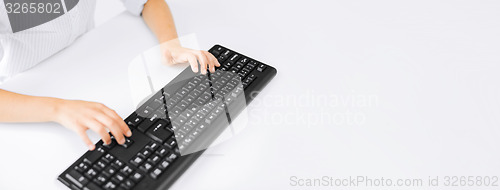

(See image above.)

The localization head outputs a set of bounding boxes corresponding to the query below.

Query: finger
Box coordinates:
[101,108,131,137]
[77,129,95,150]
[206,51,220,67]
[196,52,208,74]
[94,113,126,145]
[204,53,216,73]
[87,119,112,145]
[108,122,126,144]
[187,55,199,73]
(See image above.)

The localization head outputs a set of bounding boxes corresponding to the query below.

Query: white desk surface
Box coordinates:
[1,0,500,189]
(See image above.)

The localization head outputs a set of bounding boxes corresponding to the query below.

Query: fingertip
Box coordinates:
[118,138,125,144]
[126,130,132,137]
[103,139,111,145]
[88,144,95,150]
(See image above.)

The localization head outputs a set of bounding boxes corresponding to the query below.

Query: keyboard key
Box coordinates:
[166,153,177,162]
[65,170,88,188]
[103,154,115,162]
[82,158,92,165]
[238,57,249,64]
[125,113,143,127]
[149,112,161,122]
[228,54,240,63]
[120,165,133,176]
[150,168,164,179]
[111,159,124,169]
[139,149,152,158]
[111,174,125,185]
[146,121,173,143]
[165,138,177,148]
[239,70,249,78]
[137,118,155,132]
[234,63,244,70]
[102,166,117,178]
[120,138,134,148]
[159,160,170,169]
[148,155,161,165]
[257,64,266,72]
[210,46,224,56]
[84,168,98,179]
[149,100,162,110]
[103,181,117,190]
[93,174,107,186]
[75,162,89,173]
[230,67,239,73]
[217,55,227,63]
[247,74,256,79]
[115,173,126,182]
[86,147,105,163]
[130,156,144,167]
[248,60,258,67]
[139,162,153,172]
[95,160,107,170]
[156,147,168,157]
[221,49,231,57]
[244,64,255,71]
[102,139,116,149]
[130,172,143,182]
[244,77,255,85]
[146,142,160,151]
[120,179,135,190]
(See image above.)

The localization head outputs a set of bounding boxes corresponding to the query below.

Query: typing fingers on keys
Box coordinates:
[95,107,131,145]
[205,50,220,68]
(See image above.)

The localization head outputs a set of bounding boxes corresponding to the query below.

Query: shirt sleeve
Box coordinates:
[121,0,149,16]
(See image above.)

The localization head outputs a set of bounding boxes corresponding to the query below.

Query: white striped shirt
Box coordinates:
[0,0,148,83]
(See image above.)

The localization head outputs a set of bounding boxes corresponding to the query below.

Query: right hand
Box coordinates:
[160,42,220,74]
[54,99,132,150]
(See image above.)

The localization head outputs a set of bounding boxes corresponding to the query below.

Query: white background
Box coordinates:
[1,0,500,190]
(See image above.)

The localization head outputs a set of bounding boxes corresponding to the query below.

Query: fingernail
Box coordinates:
[193,68,198,72]
[126,130,132,137]
[89,144,95,150]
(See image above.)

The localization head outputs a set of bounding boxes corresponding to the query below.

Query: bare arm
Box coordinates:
[0,89,60,122]
[142,0,178,44]
[0,89,131,150]
[141,0,220,74]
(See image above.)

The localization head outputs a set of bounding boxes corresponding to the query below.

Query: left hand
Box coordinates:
[161,43,220,74]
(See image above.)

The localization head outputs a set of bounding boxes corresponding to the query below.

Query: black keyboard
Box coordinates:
[58,45,277,190]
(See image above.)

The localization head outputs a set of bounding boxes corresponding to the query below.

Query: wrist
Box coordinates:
[48,98,65,123]
[160,39,181,49]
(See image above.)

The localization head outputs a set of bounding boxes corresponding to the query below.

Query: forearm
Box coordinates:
[142,0,179,46]
[0,89,60,122]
